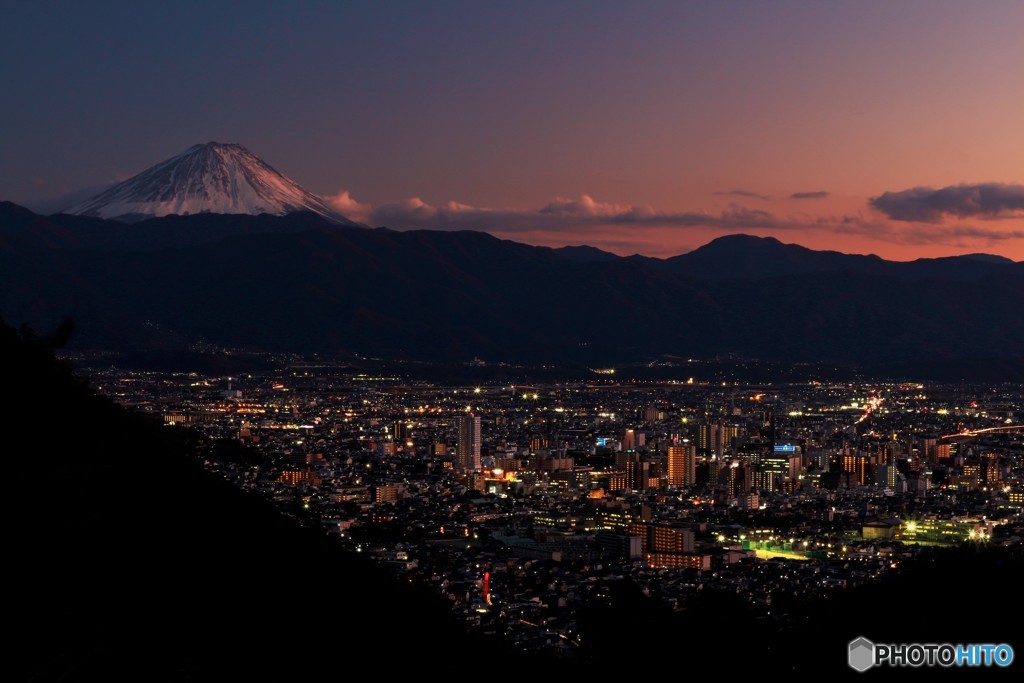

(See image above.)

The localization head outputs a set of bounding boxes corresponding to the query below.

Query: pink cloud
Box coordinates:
[320,190,1024,258]
[325,190,374,223]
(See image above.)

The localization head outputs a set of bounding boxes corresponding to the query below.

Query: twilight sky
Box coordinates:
[3,0,1023,260]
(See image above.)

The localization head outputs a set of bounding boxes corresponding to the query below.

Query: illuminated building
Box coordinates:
[725,460,752,495]
[529,453,574,472]
[721,423,739,452]
[374,483,405,503]
[642,405,664,423]
[960,461,981,489]
[920,437,937,462]
[841,454,869,486]
[696,422,714,455]
[552,467,589,490]
[907,474,930,493]
[706,460,723,487]
[735,492,760,510]
[457,414,481,471]
[626,459,651,491]
[277,469,319,486]
[530,435,550,452]
[598,509,641,532]
[757,443,798,491]
[649,524,695,553]
[897,517,996,546]
[983,453,1001,486]
[788,454,803,483]
[645,552,711,570]
[163,411,219,425]
[861,519,897,540]
[667,444,696,487]
[623,428,644,451]
[876,463,899,488]
[466,472,487,492]
[698,422,737,458]
[608,472,628,492]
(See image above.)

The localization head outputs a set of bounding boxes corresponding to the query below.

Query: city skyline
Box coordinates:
[3,1,1024,260]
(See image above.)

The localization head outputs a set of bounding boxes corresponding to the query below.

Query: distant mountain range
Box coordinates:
[2,201,1023,372]
[2,142,1022,374]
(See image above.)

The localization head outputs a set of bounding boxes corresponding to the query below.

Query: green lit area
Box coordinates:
[898,518,994,546]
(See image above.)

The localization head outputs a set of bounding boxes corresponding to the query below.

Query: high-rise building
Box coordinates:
[622,428,645,452]
[760,443,798,491]
[789,455,804,483]
[626,460,650,491]
[530,435,550,452]
[920,437,938,463]
[721,423,739,452]
[374,483,405,503]
[877,463,899,488]
[706,459,724,487]
[457,414,481,471]
[842,454,869,486]
[697,422,718,457]
[697,421,739,458]
[623,428,636,452]
[667,444,697,487]
[725,460,752,495]
[649,525,695,553]
[983,453,1001,486]
[642,405,664,423]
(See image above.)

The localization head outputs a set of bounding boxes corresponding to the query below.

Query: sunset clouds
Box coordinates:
[326,188,1024,258]
[327,191,793,234]
[870,183,1024,222]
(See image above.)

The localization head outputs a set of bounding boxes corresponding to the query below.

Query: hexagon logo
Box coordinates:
[849,637,875,672]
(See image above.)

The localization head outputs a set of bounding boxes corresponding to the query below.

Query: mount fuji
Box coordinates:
[65,142,358,225]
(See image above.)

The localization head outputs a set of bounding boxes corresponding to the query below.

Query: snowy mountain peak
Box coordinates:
[65,142,357,225]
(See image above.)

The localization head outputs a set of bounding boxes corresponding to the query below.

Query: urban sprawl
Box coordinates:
[88,364,1023,657]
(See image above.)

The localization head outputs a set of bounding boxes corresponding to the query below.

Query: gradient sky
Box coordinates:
[3,0,1023,259]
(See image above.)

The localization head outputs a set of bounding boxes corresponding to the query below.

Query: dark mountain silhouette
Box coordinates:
[3,317,532,679]
[1,203,1023,373]
[665,233,887,279]
[549,244,621,262]
[0,200,357,251]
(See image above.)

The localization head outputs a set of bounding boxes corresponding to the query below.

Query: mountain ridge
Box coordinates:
[3,199,1019,267]
[2,203,1023,369]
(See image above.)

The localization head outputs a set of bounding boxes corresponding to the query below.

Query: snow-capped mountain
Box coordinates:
[65,142,358,225]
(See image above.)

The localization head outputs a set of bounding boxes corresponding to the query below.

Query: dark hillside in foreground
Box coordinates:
[2,318,509,679]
